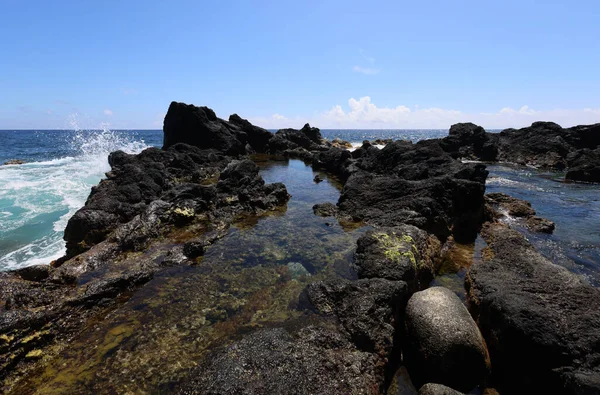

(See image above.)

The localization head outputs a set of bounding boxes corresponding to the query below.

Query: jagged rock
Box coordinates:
[162,101,245,155]
[312,148,353,180]
[466,223,600,394]
[228,113,274,152]
[338,164,487,243]
[177,326,383,395]
[419,383,465,395]
[268,123,323,153]
[303,278,407,355]
[354,226,439,291]
[566,148,600,183]
[404,287,490,392]
[440,122,498,161]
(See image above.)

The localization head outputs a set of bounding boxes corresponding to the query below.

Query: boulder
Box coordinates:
[354,226,439,291]
[466,223,600,394]
[419,383,465,395]
[404,287,490,392]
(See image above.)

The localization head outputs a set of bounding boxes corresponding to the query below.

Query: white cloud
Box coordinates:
[353,65,380,75]
[104,109,113,116]
[250,97,600,130]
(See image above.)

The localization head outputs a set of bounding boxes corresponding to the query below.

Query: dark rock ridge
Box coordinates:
[467,223,600,394]
[439,121,600,182]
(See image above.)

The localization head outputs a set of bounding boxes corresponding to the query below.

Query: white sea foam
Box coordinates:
[0,128,149,270]
[347,142,386,152]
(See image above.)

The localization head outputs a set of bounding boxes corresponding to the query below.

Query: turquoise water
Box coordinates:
[0,129,598,287]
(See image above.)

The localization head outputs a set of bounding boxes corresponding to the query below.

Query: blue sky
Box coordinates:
[1,0,599,129]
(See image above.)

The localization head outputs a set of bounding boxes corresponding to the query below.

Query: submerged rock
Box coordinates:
[404,287,490,392]
[312,202,338,217]
[467,223,600,394]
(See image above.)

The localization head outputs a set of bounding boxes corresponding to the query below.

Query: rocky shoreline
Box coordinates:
[1,101,599,394]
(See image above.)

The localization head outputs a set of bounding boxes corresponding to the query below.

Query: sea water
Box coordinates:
[0,129,598,286]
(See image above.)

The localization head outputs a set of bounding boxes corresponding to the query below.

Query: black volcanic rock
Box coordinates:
[440,122,499,161]
[466,223,600,394]
[566,148,600,183]
[304,278,407,355]
[177,326,384,395]
[163,101,246,155]
[228,113,273,153]
[354,226,439,292]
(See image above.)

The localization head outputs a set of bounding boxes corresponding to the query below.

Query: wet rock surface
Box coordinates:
[485,192,556,234]
[467,223,600,394]
[404,287,490,392]
[2,159,25,165]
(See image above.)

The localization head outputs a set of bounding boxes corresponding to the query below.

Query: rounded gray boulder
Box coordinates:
[405,286,489,392]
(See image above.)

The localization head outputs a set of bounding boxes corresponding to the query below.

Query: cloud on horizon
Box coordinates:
[104,109,113,116]
[249,97,600,130]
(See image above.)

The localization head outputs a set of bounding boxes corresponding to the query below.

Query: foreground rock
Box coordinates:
[467,223,600,394]
[178,325,382,395]
[404,287,489,392]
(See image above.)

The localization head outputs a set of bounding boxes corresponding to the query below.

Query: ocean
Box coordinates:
[0,129,598,286]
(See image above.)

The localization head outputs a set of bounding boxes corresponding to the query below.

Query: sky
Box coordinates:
[1,0,599,130]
